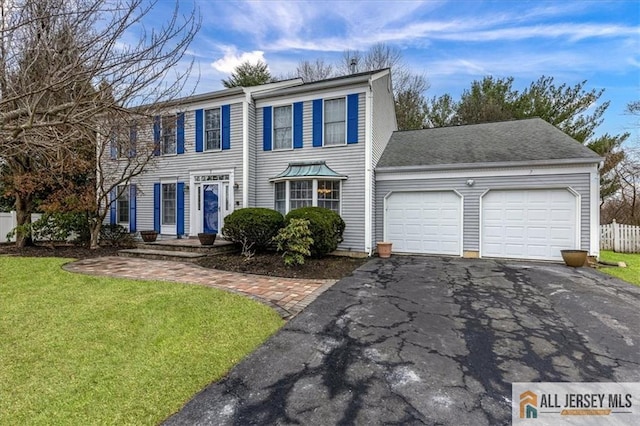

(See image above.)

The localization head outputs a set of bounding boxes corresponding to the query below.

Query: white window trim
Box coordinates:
[160,179,177,234]
[161,115,177,156]
[204,107,222,151]
[323,97,347,147]
[274,179,342,215]
[273,104,294,151]
[116,185,129,225]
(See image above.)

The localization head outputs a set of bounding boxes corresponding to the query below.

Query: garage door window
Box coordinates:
[274,179,341,214]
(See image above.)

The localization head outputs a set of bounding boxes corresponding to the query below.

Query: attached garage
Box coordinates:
[385,191,462,255]
[481,189,578,260]
[374,118,602,261]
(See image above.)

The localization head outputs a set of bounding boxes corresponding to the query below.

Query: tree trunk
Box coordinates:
[14,193,33,247]
[89,218,101,250]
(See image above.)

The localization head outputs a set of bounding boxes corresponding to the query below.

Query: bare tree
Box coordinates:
[0,0,200,247]
[296,59,335,82]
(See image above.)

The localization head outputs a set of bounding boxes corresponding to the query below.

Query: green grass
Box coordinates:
[599,250,640,287]
[0,257,284,424]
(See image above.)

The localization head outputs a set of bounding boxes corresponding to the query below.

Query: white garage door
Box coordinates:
[385,191,462,255]
[481,189,577,260]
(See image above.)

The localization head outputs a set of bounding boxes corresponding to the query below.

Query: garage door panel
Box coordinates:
[482,189,577,261]
[386,191,461,255]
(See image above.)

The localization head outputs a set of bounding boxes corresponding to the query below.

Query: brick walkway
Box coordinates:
[64,257,336,319]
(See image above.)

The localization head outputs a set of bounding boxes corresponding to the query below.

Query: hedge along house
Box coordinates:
[105,69,397,255]
[375,118,602,261]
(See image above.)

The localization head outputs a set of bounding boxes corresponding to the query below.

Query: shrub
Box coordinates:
[222,208,284,256]
[273,218,313,266]
[100,224,135,247]
[7,212,91,245]
[285,207,345,257]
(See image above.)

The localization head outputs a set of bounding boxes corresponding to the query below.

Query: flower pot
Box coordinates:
[377,241,392,258]
[140,230,158,243]
[560,250,588,267]
[198,233,217,246]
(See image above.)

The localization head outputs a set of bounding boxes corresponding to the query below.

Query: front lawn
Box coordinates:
[599,250,640,287]
[0,257,284,424]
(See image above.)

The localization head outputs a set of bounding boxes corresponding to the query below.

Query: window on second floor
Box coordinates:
[273,105,292,150]
[205,108,221,151]
[324,98,346,146]
[161,115,177,155]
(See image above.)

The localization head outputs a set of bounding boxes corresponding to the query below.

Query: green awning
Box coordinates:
[269,161,348,182]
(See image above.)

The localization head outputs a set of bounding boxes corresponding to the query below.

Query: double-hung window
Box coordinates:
[117,186,129,224]
[289,180,313,210]
[324,98,346,146]
[273,105,292,150]
[162,183,176,225]
[317,180,340,212]
[161,115,177,155]
[205,108,221,150]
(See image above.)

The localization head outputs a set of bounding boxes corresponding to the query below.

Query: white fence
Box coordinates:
[601,220,640,253]
[0,212,42,243]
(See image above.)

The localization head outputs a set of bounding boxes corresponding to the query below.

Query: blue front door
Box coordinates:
[203,184,219,234]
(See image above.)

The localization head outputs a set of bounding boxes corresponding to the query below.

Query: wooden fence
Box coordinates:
[601,220,640,252]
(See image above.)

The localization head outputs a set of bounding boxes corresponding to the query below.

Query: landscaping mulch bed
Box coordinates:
[197,252,368,280]
[0,243,121,259]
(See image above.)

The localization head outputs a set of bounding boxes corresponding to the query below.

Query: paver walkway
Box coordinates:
[64,257,336,318]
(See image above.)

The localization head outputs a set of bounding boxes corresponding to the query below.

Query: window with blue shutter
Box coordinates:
[222,104,231,150]
[177,182,185,236]
[347,93,359,144]
[153,183,161,232]
[312,99,323,147]
[293,102,303,149]
[195,109,203,152]
[109,189,117,225]
[263,106,272,151]
[129,184,137,232]
[153,116,161,156]
[176,112,185,154]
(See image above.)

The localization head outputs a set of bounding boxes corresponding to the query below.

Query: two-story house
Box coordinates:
[108,69,396,256]
[107,69,601,262]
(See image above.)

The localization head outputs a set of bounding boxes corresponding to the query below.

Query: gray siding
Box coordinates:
[130,102,244,236]
[255,93,367,252]
[247,102,257,206]
[375,169,593,253]
[370,73,397,248]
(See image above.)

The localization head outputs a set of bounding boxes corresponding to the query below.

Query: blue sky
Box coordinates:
[154,0,639,141]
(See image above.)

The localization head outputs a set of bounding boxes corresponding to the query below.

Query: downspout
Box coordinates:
[590,161,603,257]
[364,80,374,255]
[242,91,250,208]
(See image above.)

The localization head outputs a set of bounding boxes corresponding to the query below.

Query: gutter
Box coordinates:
[376,157,603,173]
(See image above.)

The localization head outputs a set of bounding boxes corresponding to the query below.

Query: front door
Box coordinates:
[202,184,219,234]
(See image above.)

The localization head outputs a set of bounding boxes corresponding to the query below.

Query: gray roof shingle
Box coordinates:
[377,118,601,169]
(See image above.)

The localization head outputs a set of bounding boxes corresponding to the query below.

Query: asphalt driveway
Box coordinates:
[165,256,640,425]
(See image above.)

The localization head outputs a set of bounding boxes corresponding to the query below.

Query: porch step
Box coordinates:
[118,248,206,263]
[137,239,237,254]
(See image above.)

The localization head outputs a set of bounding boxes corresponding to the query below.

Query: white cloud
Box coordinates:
[211,48,267,73]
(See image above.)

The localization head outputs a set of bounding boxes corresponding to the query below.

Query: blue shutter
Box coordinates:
[195,109,203,152]
[176,112,185,154]
[347,94,359,144]
[129,184,137,232]
[222,104,231,150]
[153,183,161,233]
[263,106,272,151]
[109,189,117,225]
[177,182,185,236]
[312,99,323,147]
[153,116,161,156]
[293,102,303,149]
[129,125,137,158]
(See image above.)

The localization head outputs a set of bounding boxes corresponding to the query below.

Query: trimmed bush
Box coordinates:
[273,218,313,266]
[285,207,345,257]
[222,208,284,256]
[100,224,135,247]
